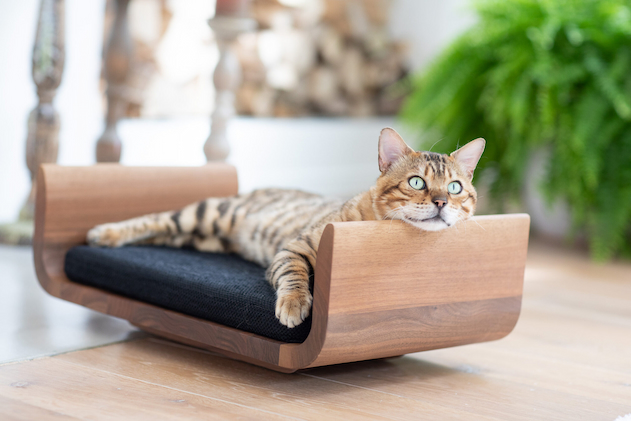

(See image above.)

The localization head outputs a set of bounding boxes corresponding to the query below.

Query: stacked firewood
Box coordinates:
[234,0,409,117]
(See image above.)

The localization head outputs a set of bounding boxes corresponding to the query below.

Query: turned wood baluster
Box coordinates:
[205,3,255,162]
[23,0,65,220]
[96,0,132,163]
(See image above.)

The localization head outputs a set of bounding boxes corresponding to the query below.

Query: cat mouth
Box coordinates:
[405,215,446,224]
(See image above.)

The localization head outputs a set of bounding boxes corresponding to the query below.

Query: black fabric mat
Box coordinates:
[64,246,312,343]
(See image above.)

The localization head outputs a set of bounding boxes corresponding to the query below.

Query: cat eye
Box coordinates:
[448,181,463,194]
[409,176,426,190]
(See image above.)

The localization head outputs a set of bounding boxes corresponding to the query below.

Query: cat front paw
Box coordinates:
[275,290,312,328]
[87,223,125,247]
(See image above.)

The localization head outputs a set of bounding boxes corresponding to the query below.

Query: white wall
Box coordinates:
[0,0,38,223]
[0,0,474,223]
[390,0,475,70]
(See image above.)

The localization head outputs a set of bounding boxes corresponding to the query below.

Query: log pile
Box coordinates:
[234,0,409,117]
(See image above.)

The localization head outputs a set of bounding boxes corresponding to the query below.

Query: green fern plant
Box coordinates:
[401,0,631,260]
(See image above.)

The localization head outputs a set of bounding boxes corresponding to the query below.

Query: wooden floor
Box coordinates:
[1,240,631,420]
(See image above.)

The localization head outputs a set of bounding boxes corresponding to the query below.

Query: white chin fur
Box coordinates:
[404,218,450,231]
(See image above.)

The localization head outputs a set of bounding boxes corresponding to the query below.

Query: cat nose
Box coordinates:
[433,197,447,209]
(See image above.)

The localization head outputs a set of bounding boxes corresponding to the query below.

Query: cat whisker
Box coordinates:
[383,208,398,219]
[383,206,406,231]
[378,203,405,226]
[453,221,462,234]
[455,208,485,232]
[469,217,485,231]
[428,137,445,152]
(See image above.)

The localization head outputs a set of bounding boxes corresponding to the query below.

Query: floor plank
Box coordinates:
[52,338,494,421]
[0,395,82,421]
[0,357,298,421]
[306,353,631,421]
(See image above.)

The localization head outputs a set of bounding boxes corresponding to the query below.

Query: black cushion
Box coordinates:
[64,246,312,343]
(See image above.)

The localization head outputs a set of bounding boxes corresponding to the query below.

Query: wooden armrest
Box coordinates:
[285,215,530,369]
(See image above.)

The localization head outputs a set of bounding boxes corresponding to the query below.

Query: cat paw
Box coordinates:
[87,224,125,247]
[275,291,312,328]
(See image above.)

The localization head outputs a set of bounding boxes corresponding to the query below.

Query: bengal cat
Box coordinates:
[87,128,485,328]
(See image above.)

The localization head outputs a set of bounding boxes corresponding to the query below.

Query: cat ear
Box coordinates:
[378,128,414,173]
[450,138,486,179]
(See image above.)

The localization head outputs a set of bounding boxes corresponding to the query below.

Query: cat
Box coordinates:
[87,128,485,328]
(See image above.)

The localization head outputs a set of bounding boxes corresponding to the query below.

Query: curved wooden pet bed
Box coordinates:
[34,164,530,373]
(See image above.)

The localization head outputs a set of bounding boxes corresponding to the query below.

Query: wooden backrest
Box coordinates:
[34,164,239,293]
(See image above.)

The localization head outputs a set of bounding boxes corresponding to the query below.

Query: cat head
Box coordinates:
[372,128,485,231]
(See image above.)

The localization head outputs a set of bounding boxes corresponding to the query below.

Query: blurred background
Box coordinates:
[0,0,474,238]
[1,0,630,259]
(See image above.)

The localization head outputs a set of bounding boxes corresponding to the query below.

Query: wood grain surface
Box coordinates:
[33,164,530,372]
[298,215,529,368]
[1,339,501,421]
[325,216,528,314]
[0,396,81,421]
